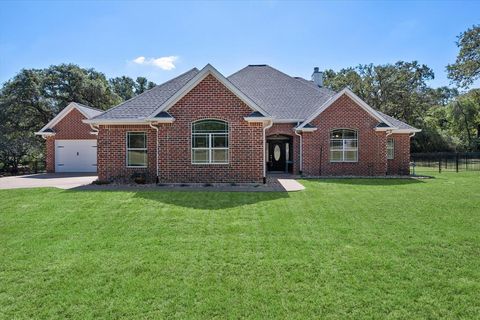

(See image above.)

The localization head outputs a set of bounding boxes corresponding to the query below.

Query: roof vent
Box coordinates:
[312,67,323,87]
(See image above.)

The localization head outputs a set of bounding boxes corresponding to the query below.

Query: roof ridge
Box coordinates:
[91,68,199,120]
[227,65,254,79]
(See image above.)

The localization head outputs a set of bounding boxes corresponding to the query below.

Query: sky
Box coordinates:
[1,1,479,88]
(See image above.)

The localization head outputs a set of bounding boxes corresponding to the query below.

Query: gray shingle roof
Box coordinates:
[92,68,199,120]
[228,65,336,120]
[74,102,104,118]
[89,64,418,132]
[377,111,418,130]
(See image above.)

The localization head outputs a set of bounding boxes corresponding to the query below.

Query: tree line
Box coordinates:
[0,25,479,173]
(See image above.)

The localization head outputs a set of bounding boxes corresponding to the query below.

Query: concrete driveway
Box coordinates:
[0,173,97,190]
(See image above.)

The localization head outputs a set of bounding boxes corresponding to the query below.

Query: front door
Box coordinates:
[268,141,286,172]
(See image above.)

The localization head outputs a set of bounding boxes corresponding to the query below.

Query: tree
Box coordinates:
[135,77,148,94]
[134,77,156,94]
[0,75,45,174]
[43,64,121,112]
[147,81,156,90]
[447,89,480,151]
[110,76,136,101]
[447,25,480,88]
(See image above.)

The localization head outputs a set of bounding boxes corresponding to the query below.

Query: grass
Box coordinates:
[1,172,479,319]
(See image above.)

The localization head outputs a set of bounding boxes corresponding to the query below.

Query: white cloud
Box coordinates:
[132,56,178,70]
[133,56,145,64]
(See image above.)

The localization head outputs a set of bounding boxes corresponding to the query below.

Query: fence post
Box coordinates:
[456,153,459,173]
[438,155,442,173]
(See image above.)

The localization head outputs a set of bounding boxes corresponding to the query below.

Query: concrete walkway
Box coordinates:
[277,179,305,191]
[0,173,98,190]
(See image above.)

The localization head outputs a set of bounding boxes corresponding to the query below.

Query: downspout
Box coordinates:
[263,119,274,184]
[385,130,393,175]
[294,128,303,174]
[149,122,159,183]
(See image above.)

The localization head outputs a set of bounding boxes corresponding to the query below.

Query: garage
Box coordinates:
[35,102,103,173]
[55,140,97,172]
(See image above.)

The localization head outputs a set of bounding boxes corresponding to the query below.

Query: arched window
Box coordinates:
[330,129,358,162]
[192,120,229,164]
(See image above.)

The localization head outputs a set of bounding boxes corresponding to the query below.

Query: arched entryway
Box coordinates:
[266,134,293,173]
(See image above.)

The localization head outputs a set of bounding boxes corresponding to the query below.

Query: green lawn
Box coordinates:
[1,172,479,319]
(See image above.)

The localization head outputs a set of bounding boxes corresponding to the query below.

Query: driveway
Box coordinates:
[0,173,97,190]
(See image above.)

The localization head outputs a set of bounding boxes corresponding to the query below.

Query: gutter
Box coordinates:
[89,124,99,135]
[262,119,274,184]
[148,122,160,183]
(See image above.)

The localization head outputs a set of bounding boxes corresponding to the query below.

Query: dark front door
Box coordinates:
[268,141,286,172]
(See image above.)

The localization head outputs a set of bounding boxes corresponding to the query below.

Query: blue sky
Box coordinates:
[1,1,479,88]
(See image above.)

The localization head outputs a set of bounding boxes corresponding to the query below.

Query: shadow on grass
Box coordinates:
[136,191,290,210]
[64,189,290,210]
[303,177,426,186]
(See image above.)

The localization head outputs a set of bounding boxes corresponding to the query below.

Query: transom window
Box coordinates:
[127,132,147,167]
[387,137,395,160]
[330,129,358,162]
[192,120,228,164]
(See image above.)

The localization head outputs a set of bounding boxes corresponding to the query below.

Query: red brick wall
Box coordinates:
[45,108,97,173]
[266,123,300,174]
[302,94,390,176]
[97,125,157,183]
[97,74,264,183]
[52,108,95,139]
[387,134,411,175]
[158,74,263,183]
[45,137,55,173]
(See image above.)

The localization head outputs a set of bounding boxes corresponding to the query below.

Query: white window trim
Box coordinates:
[191,120,229,165]
[387,137,395,160]
[126,132,148,168]
[330,129,359,163]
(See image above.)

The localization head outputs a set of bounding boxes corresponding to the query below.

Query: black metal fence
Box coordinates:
[411,152,480,173]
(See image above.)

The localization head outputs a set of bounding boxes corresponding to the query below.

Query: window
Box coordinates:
[192,120,228,164]
[387,137,395,160]
[127,132,147,167]
[330,129,358,162]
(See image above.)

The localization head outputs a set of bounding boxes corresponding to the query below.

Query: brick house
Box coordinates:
[36,64,420,183]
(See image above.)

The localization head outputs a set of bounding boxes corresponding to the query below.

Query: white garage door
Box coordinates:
[55,140,97,172]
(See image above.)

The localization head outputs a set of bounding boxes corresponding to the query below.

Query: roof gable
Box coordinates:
[35,102,102,135]
[146,64,270,120]
[297,88,394,129]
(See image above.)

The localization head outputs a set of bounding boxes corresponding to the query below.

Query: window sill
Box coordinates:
[191,163,230,165]
[330,161,359,163]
